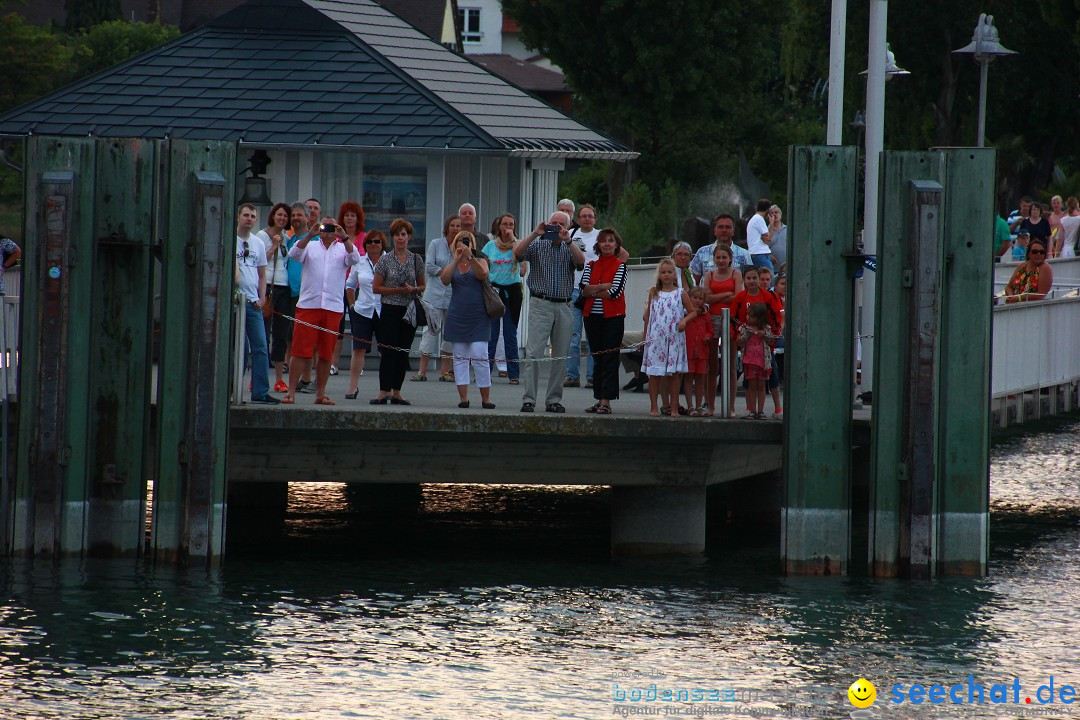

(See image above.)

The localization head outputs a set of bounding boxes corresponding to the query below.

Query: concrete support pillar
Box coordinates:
[611,486,705,556]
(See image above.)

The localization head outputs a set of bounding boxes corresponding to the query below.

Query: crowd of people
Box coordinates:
[235,194,785,418]
[998,194,1078,303]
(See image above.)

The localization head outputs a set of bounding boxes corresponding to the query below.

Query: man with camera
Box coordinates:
[513,210,584,413]
[282,217,361,405]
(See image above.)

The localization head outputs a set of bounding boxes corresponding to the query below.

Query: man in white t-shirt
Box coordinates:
[566,204,629,387]
[236,203,279,404]
[746,198,773,273]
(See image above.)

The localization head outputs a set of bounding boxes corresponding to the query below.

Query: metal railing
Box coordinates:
[231,291,247,406]
[990,292,1080,398]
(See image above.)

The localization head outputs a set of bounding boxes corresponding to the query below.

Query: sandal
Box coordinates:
[596,405,612,414]
[508,378,519,385]
[439,372,455,382]
[281,396,295,404]
[585,404,601,413]
[688,408,702,417]
[315,396,336,406]
[410,374,427,382]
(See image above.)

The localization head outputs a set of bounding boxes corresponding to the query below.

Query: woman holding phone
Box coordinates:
[255,202,294,392]
[481,213,525,384]
[441,231,494,409]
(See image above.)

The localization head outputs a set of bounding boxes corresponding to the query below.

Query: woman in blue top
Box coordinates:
[441,231,494,409]
[481,213,526,384]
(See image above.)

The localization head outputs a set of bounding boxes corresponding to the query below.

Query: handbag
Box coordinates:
[572,292,587,310]
[412,254,427,326]
[412,296,428,327]
[482,279,506,318]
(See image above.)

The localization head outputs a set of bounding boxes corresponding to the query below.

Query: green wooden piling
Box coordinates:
[15,137,96,556]
[936,149,995,575]
[151,140,235,564]
[869,152,944,577]
[782,145,858,575]
[85,138,157,556]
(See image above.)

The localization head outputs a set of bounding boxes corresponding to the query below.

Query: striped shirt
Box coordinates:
[519,237,580,300]
[579,262,628,315]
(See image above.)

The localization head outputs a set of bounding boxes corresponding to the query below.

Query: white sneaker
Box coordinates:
[772,410,783,420]
[329,364,339,376]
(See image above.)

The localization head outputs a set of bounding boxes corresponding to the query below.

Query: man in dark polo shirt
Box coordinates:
[513,210,584,413]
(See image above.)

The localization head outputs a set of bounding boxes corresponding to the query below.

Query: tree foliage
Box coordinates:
[64,0,122,32]
[71,20,179,77]
[501,0,800,197]
[0,14,75,111]
[511,0,1079,220]
[783,0,1080,209]
[0,17,179,114]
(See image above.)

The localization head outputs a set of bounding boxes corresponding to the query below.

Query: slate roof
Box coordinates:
[308,0,629,158]
[0,0,634,159]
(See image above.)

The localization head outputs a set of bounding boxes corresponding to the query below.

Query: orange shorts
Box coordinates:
[291,307,343,360]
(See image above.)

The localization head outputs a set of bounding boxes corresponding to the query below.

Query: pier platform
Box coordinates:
[228,370,871,555]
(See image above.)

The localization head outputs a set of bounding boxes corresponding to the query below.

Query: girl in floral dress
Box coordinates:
[642,258,693,417]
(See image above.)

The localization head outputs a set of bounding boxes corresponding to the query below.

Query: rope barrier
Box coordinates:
[267,306,725,365]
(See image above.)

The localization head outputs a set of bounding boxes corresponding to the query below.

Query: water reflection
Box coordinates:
[0,419,1078,718]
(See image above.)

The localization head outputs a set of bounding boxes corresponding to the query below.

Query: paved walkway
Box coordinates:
[247,361,800,420]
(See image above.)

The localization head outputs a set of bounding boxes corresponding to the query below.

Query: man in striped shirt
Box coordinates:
[513,211,585,413]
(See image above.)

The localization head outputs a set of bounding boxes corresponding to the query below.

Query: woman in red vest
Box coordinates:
[579,228,629,414]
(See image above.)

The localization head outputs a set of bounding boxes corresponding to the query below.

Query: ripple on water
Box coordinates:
[0,422,1079,717]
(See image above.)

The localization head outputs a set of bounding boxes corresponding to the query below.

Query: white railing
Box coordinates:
[0,297,17,401]
[990,293,1080,398]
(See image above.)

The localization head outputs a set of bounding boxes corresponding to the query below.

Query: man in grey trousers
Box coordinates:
[513,210,584,413]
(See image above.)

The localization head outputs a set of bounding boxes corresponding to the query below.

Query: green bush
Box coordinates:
[607,180,684,258]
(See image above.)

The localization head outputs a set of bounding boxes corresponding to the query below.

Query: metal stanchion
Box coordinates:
[232,291,247,405]
[720,307,731,419]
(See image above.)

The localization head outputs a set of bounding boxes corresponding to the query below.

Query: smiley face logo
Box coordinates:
[848,678,876,708]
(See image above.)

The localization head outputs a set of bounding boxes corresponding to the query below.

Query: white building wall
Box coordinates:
[251,149,537,248]
[459,0,503,54]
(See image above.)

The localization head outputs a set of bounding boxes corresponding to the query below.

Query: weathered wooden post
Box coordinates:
[85,138,157,556]
[782,145,858,575]
[151,140,236,564]
[14,137,96,556]
[935,149,995,575]
[899,180,944,579]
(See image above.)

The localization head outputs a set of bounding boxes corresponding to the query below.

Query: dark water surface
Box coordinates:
[2,420,1079,719]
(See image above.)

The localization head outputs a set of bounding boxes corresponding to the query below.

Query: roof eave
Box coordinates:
[508,148,639,161]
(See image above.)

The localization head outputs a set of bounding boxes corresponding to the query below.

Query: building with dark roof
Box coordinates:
[0,0,632,242]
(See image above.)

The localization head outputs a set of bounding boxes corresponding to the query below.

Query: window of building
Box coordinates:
[458,7,482,44]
